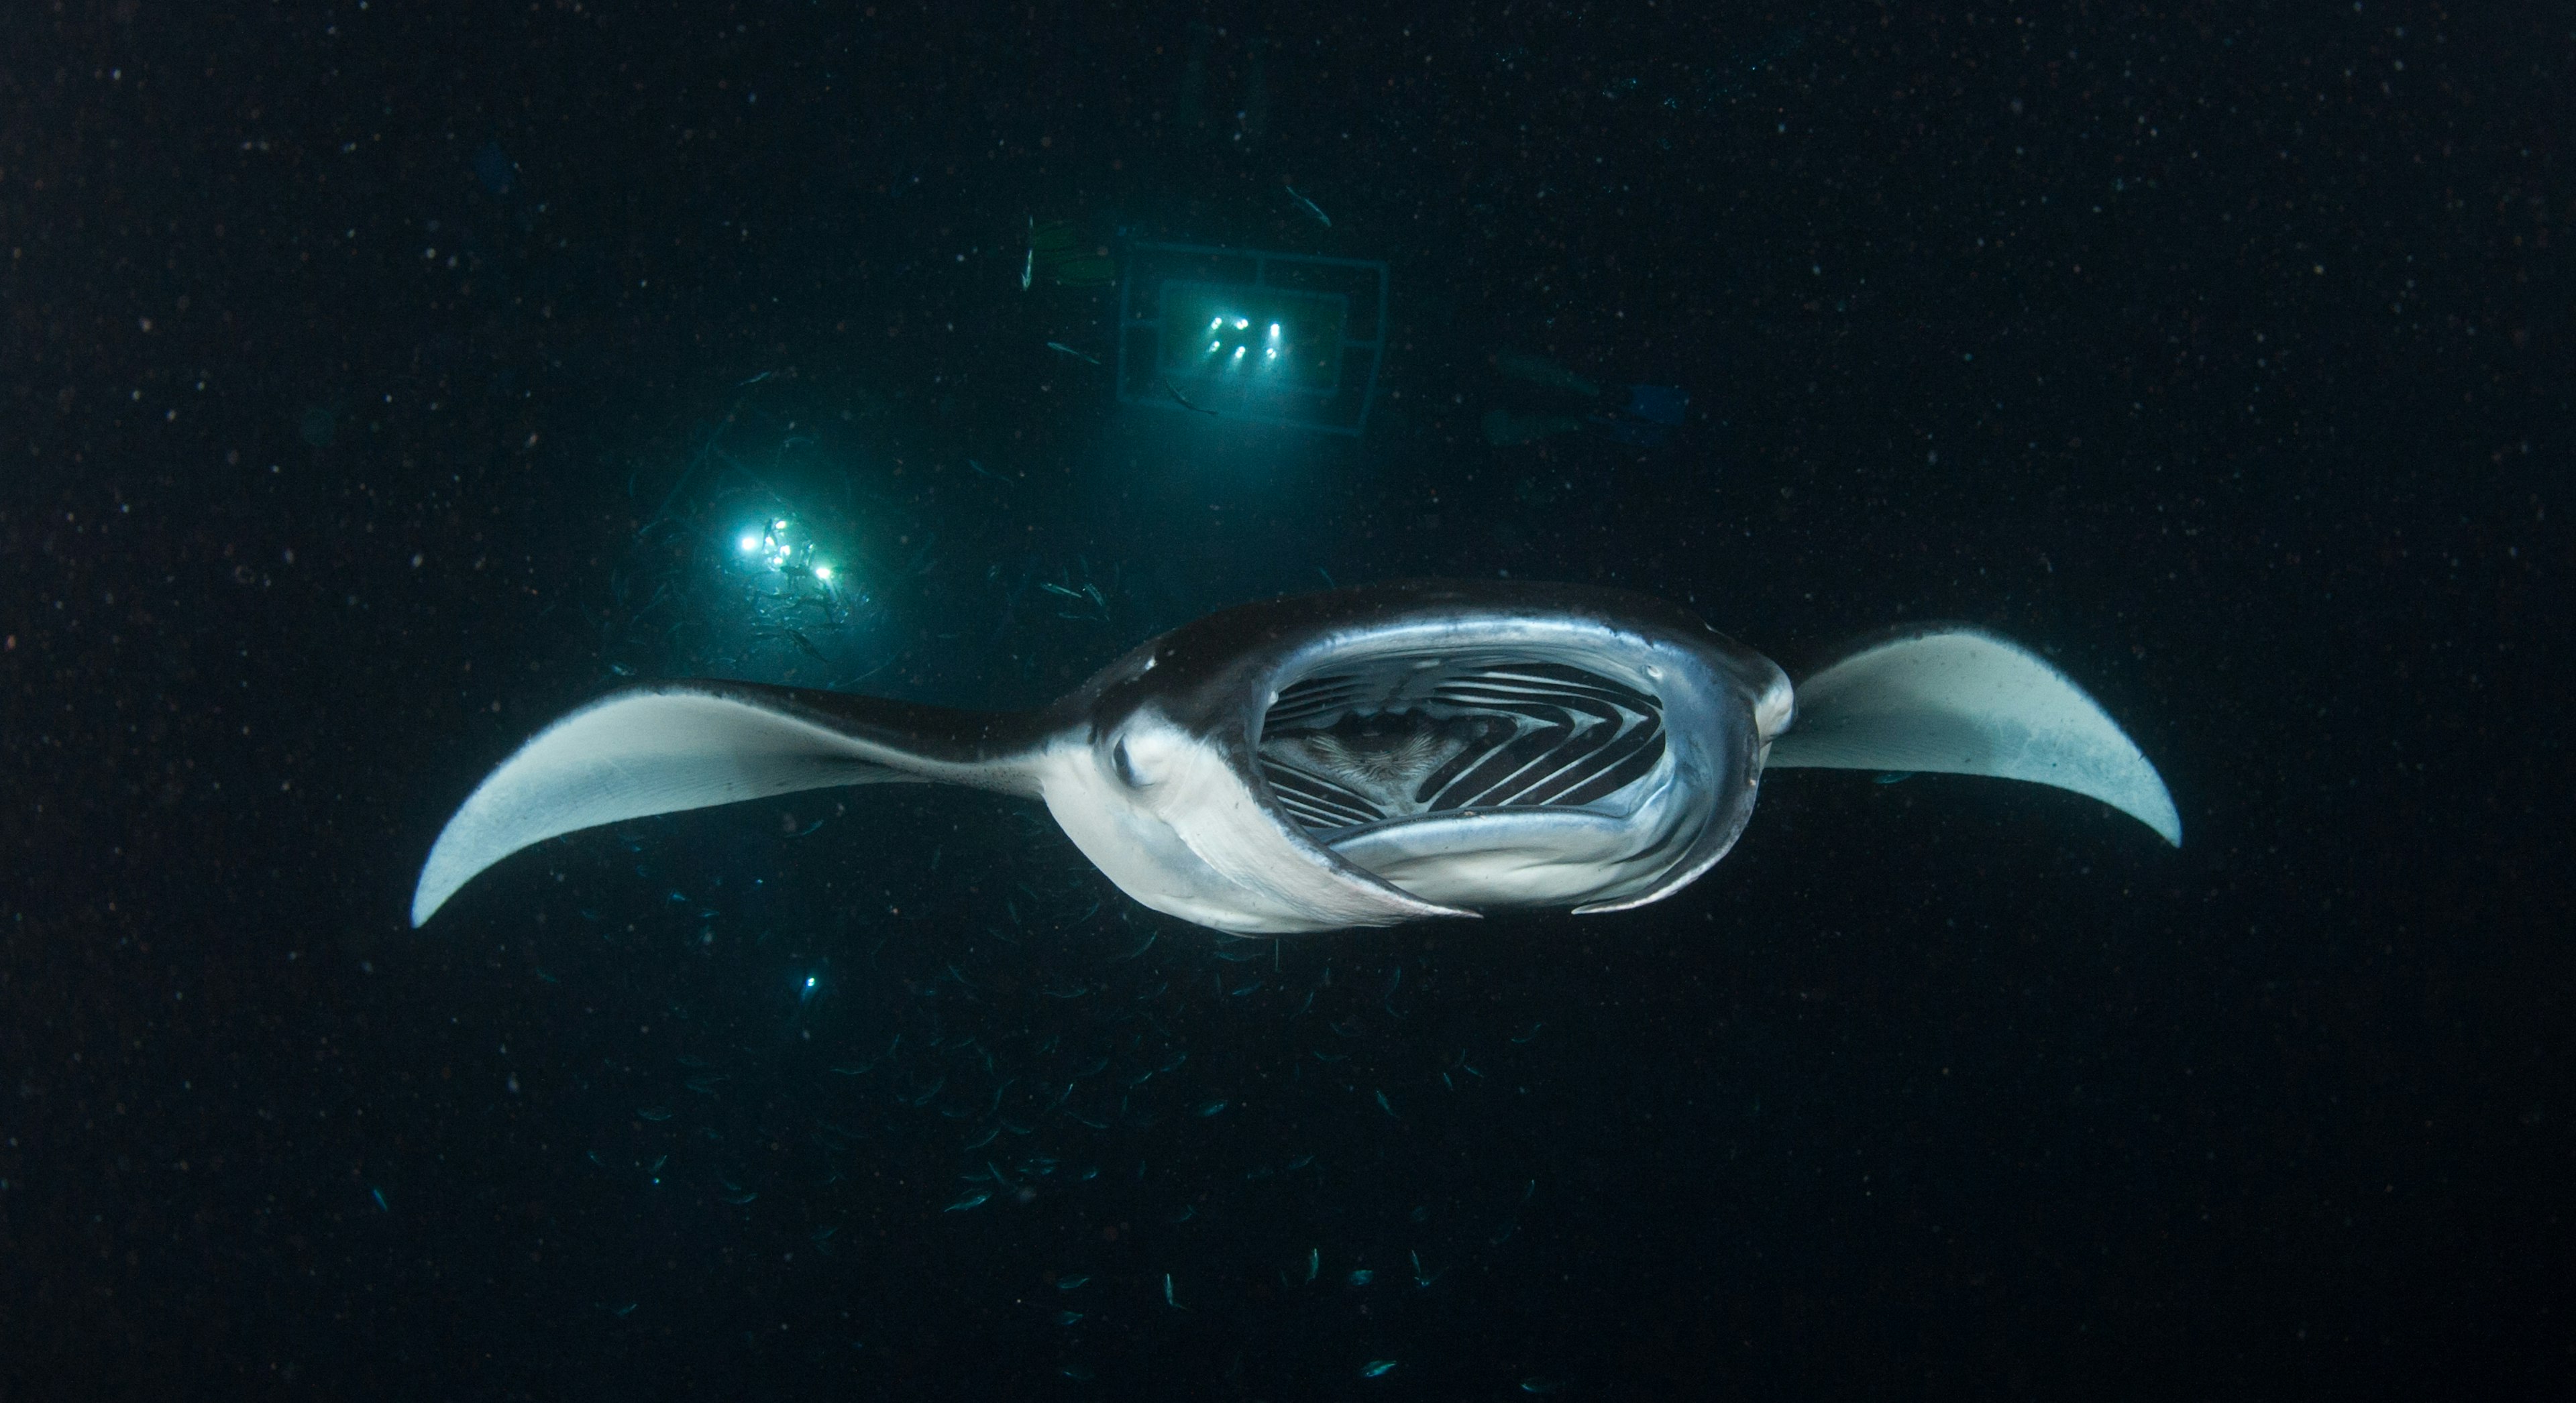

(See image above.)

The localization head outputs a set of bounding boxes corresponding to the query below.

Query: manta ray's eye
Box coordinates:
[1112,740,1144,789]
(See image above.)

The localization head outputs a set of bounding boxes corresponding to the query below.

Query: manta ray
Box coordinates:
[412,580,2178,935]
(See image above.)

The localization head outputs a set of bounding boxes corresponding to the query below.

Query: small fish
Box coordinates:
[370,1187,389,1213]
[1161,377,1217,416]
[1521,1378,1564,1394]
[722,1188,757,1205]
[1305,1247,1320,1283]
[1021,246,1034,292]
[967,458,1011,485]
[945,1189,993,1212]
[1347,1269,1374,1286]
[1360,1359,1399,1378]
[1057,1275,1091,1291]
[1164,1272,1185,1309]
[1060,1365,1094,1381]
[1055,1310,1085,1326]
[1194,1099,1229,1117]
[1285,183,1332,227]
[780,628,827,663]
[1511,1021,1545,1044]
[1874,770,1915,785]
[1287,1154,1316,1171]
[1375,1089,1397,1118]
[1046,341,1102,366]
[637,1106,673,1122]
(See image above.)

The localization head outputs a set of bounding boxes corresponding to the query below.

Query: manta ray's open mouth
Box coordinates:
[1254,655,1670,838]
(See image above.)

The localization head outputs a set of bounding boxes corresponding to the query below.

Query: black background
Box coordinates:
[5,1,2568,1398]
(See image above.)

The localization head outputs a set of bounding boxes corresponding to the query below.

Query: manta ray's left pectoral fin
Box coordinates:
[1766,627,2181,846]
[411,682,1037,926]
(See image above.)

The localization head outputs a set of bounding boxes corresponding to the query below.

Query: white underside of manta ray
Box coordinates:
[411,580,2179,936]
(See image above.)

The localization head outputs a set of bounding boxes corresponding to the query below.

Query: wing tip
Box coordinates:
[2140,782,2184,848]
[409,856,460,927]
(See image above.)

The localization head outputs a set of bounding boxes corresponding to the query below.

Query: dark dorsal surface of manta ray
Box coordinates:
[411,579,2180,935]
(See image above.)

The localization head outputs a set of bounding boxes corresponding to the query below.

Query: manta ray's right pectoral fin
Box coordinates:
[411,682,1039,927]
[1766,627,2181,846]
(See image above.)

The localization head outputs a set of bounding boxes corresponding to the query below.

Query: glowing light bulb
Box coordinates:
[1209,317,1222,330]
[1233,317,1248,329]
[739,534,759,552]
[1267,323,1281,338]
[1232,346,1246,361]
[814,565,833,581]
[774,520,788,530]
[1208,339,1222,353]
[1265,347,1277,359]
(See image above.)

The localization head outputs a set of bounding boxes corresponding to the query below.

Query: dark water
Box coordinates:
[6,3,2567,1398]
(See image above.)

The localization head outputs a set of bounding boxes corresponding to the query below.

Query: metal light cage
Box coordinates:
[1116,242,1389,436]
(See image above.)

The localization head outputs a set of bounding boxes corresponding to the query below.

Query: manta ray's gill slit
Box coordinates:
[1407,715,1521,804]
[1265,767,1384,829]
[1255,656,1670,837]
